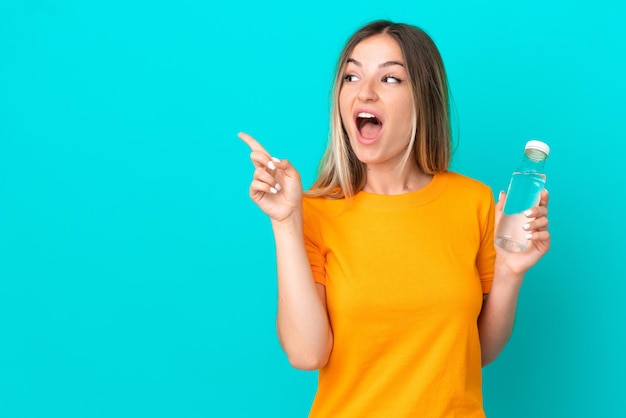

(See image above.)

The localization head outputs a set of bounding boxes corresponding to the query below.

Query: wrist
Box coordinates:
[271,210,303,231]
[493,260,525,287]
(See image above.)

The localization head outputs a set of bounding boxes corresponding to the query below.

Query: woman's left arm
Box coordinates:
[478,190,551,366]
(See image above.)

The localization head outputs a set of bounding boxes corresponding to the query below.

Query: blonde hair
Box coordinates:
[307,20,451,199]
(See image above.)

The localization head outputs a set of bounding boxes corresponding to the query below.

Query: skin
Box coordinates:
[339,34,425,194]
[480,189,550,365]
[238,34,550,369]
[238,132,332,370]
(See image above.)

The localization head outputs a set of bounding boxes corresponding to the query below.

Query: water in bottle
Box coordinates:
[495,140,550,252]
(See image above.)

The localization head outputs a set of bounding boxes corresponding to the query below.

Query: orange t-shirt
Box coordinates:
[303,172,496,418]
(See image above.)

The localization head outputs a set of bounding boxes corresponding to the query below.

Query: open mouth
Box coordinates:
[356,112,383,140]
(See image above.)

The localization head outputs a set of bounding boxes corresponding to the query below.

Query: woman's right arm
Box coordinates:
[238,132,333,370]
[273,215,333,370]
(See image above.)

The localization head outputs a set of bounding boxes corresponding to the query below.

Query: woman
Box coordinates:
[239,20,550,418]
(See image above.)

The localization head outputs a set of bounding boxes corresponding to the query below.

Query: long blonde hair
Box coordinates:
[307,20,452,199]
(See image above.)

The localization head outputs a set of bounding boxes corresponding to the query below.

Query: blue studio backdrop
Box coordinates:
[1,1,625,417]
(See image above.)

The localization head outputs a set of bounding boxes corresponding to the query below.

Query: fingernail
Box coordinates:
[523,223,531,230]
[498,191,504,201]
[526,233,533,239]
[267,161,276,170]
[524,210,533,217]
[271,157,281,163]
[270,187,278,194]
[274,183,282,192]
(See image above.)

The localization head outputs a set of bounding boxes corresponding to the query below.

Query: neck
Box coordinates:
[362,162,433,195]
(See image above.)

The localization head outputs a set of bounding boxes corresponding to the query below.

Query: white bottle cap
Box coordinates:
[525,140,550,156]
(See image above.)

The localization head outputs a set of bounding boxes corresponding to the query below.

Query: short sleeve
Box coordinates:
[303,199,326,286]
[476,190,496,294]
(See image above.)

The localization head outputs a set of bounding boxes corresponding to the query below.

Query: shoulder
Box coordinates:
[442,171,493,198]
[303,194,346,217]
[302,195,348,243]
[439,172,495,212]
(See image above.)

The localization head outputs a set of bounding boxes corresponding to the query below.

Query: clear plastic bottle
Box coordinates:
[495,140,550,252]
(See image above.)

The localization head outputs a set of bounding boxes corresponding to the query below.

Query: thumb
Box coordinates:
[495,190,505,225]
[273,158,300,179]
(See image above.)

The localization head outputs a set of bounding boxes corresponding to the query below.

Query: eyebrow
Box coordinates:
[347,58,405,68]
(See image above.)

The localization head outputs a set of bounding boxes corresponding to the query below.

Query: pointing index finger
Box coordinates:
[238,132,269,154]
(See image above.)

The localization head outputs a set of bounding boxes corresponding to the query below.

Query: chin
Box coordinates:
[353,151,386,165]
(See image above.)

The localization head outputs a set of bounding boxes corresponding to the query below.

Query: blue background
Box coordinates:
[1,1,625,417]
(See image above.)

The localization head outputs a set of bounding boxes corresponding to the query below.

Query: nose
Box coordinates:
[357,78,378,102]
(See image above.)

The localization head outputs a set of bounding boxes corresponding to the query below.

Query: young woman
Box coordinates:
[239,20,550,418]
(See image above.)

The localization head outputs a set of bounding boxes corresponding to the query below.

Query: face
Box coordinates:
[339,34,415,169]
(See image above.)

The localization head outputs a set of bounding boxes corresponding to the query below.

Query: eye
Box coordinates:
[382,75,402,83]
[343,74,359,82]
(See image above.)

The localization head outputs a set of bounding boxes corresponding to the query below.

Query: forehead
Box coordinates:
[348,34,404,64]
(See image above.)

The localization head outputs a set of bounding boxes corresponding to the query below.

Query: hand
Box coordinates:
[238,132,304,222]
[494,189,551,275]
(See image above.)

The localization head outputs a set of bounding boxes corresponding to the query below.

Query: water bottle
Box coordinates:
[495,140,550,252]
